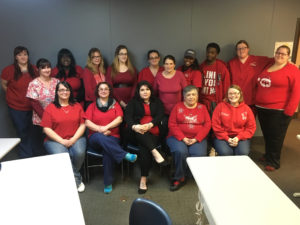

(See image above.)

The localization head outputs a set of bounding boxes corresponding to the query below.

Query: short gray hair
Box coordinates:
[183,85,199,97]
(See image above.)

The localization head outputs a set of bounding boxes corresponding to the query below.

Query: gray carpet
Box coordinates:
[2,119,300,225]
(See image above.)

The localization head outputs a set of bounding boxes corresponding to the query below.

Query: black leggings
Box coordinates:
[257,107,292,169]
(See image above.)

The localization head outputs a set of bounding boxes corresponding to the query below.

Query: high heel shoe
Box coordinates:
[138,182,147,194]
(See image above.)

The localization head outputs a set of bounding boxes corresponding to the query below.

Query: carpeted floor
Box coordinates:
[2,119,300,225]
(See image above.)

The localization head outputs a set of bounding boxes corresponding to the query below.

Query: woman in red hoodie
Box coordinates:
[212,85,256,155]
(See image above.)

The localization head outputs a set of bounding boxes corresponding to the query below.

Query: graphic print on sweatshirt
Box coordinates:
[201,70,219,95]
[257,75,271,88]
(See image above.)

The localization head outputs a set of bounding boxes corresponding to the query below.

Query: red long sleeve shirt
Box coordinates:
[168,102,211,142]
[212,101,256,141]
[255,63,300,116]
[228,55,273,105]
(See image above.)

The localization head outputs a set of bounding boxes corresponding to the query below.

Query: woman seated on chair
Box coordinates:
[85,82,137,194]
[41,81,86,193]
[167,85,211,191]
[124,80,167,194]
[212,85,256,156]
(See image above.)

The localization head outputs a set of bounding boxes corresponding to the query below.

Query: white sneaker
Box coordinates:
[77,182,85,193]
[209,147,216,157]
[296,134,300,141]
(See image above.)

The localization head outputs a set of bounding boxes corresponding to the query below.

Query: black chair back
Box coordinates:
[129,198,172,225]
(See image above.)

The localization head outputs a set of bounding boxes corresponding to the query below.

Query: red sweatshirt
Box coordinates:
[168,102,211,142]
[177,66,202,88]
[212,101,256,141]
[228,55,273,105]
[255,63,300,116]
[138,66,164,86]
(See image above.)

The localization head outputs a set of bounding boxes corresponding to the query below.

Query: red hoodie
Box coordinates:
[212,101,256,141]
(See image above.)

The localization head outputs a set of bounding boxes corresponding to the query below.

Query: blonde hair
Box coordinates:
[86,48,106,75]
[111,45,135,79]
[225,84,244,103]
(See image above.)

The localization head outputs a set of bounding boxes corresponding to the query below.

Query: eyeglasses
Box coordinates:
[275,52,289,56]
[149,56,159,60]
[237,47,248,51]
[228,92,240,96]
[58,89,70,93]
[92,56,101,59]
[98,88,109,92]
[118,53,127,56]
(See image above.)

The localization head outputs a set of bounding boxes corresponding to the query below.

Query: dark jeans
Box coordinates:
[31,125,47,157]
[89,133,127,186]
[8,107,33,158]
[257,107,292,169]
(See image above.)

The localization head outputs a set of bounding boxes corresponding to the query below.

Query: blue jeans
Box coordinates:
[44,136,86,186]
[167,136,207,180]
[8,107,33,158]
[214,138,250,156]
[89,133,127,186]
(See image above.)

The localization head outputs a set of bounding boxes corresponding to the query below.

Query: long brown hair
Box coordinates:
[111,45,135,79]
[86,48,106,75]
[13,46,36,80]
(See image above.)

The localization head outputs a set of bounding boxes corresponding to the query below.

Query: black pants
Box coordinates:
[31,125,47,157]
[257,107,292,169]
[124,128,160,176]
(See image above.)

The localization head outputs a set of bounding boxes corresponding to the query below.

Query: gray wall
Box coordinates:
[1,0,299,136]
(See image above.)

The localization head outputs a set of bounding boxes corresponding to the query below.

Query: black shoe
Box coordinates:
[158,160,169,166]
[138,187,147,194]
[170,178,186,192]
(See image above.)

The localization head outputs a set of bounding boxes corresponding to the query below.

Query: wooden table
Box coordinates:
[0,153,85,225]
[0,138,20,160]
[187,156,300,225]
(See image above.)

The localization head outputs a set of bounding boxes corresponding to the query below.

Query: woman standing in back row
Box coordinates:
[1,46,37,158]
[228,40,273,112]
[256,45,300,171]
[106,45,137,108]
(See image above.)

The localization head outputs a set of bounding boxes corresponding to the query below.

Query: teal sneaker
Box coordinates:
[125,153,137,163]
[104,185,112,194]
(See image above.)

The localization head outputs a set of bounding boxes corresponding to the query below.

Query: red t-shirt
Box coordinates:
[106,66,137,104]
[41,103,85,140]
[228,55,273,105]
[199,59,230,103]
[85,101,123,138]
[140,103,159,135]
[212,101,256,141]
[177,66,202,88]
[138,66,164,86]
[168,102,211,142]
[1,65,36,111]
[51,65,83,99]
[153,71,187,115]
[255,63,300,116]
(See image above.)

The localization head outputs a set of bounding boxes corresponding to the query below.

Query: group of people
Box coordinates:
[1,41,299,194]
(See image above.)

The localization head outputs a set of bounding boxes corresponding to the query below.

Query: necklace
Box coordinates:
[62,106,70,114]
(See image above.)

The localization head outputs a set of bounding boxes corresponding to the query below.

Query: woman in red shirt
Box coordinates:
[138,50,163,86]
[52,48,84,105]
[82,48,106,108]
[177,49,202,88]
[256,45,300,171]
[85,82,137,194]
[41,81,86,193]
[106,45,137,108]
[228,40,273,111]
[167,85,211,191]
[212,85,256,156]
[1,46,37,158]
[124,81,166,194]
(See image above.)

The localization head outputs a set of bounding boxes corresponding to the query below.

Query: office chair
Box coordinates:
[84,146,124,183]
[129,198,172,225]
